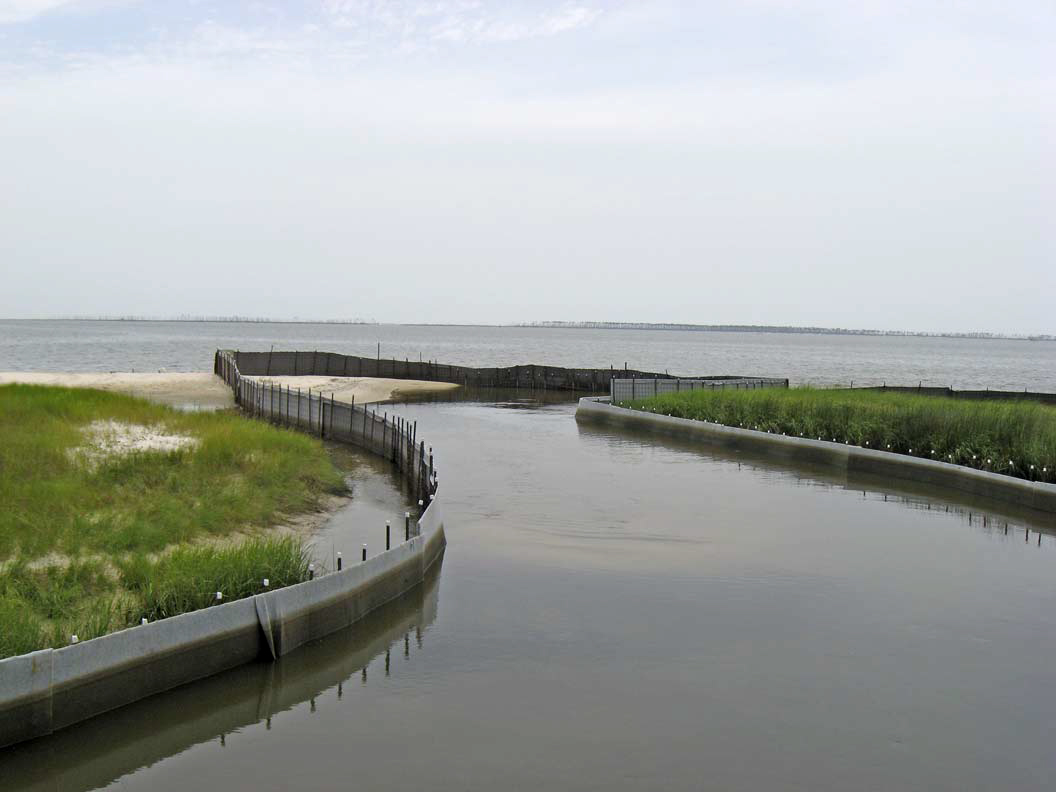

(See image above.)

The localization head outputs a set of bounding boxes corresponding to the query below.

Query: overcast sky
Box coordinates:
[0,1,1052,333]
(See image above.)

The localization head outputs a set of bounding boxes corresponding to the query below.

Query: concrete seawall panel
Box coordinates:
[0,502,446,749]
[0,650,53,749]
[50,597,263,732]
[576,398,1056,516]
[1,564,444,792]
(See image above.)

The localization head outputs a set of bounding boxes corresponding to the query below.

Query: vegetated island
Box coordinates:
[621,387,1056,484]
[526,321,1055,341]
[0,384,345,659]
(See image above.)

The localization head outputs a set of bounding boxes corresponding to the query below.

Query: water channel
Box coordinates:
[4,388,1056,790]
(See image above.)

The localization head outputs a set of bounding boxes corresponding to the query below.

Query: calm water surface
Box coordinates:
[2,319,1055,390]
[3,389,1056,791]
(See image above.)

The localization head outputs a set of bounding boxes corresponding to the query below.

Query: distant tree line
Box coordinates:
[523,321,1054,341]
[49,315,378,325]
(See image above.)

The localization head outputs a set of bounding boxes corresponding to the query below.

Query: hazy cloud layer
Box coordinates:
[1,1,1052,332]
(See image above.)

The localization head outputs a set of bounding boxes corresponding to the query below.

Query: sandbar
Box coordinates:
[244,375,460,404]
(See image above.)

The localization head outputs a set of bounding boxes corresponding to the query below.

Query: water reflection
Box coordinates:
[315,442,421,565]
[574,420,1056,540]
[387,384,589,407]
[0,558,443,792]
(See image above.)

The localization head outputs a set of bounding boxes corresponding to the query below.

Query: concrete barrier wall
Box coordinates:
[0,496,446,748]
[576,398,1056,515]
[0,354,448,749]
[2,562,443,792]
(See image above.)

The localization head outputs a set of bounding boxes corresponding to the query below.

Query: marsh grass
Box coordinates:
[119,537,311,621]
[0,384,343,658]
[625,387,1056,483]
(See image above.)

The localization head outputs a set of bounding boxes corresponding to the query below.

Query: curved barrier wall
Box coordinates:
[0,352,446,749]
[576,397,1056,516]
[1,562,441,792]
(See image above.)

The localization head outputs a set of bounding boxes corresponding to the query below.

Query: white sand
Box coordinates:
[244,375,459,404]
[0,371,458,408]
[71,419,199,467]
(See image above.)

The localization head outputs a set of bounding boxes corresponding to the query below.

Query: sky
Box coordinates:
[0,1,1052,333]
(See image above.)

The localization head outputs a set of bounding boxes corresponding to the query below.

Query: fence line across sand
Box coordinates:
[611,377,788,403]
[226,349,766,393]
[216,350,436,508]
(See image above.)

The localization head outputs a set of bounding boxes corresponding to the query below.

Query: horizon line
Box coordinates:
[2,316,1053,341]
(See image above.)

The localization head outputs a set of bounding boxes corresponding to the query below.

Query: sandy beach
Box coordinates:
[243,375,459,405]
[0,372,458,409]
[0,372,234,409]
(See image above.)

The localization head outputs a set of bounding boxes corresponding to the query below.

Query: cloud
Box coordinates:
[0,1,1052,330]
[0,1,603,73]
[430,5,600,43]
[0,0,74,24]
[0,0,137,25]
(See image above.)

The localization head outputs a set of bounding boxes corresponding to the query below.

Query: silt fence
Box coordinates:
[611,377,789,403]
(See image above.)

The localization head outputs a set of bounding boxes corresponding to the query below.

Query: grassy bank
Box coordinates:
[0,384,345,658]
[623,387,1056,483]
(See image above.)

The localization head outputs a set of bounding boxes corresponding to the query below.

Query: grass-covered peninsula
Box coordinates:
[622,388,1056,484]
[0,384,345,659]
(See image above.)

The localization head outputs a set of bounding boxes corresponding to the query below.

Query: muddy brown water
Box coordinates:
[3,391,1056,790]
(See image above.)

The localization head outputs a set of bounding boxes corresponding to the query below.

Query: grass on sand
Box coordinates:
[0,384,345,659]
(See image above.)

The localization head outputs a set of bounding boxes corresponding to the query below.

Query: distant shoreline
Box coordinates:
[1,317,1052,341]
[523,322,1055,342]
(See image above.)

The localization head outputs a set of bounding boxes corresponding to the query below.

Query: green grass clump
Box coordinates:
[624,387,1056,482]
[0,383,343,658]
[119,537,310,621]
[0,539,312,658]
[0,384,345,560]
